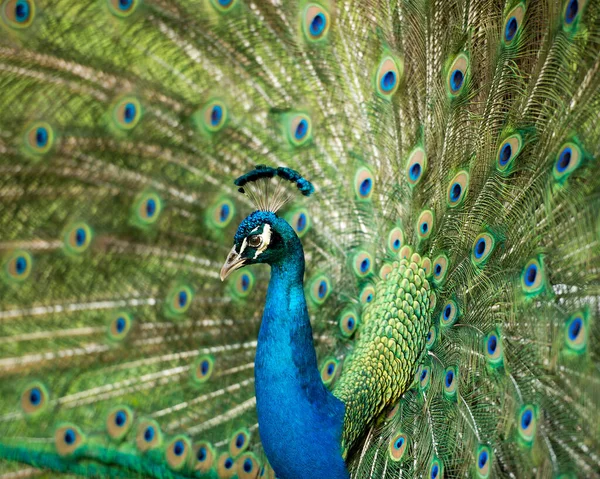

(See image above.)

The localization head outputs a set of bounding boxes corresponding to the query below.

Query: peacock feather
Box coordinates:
[1,0,600,478]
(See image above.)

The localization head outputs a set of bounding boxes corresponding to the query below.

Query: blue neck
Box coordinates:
[254,222,348,479]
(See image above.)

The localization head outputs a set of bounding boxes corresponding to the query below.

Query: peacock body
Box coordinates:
[1,0,599,478]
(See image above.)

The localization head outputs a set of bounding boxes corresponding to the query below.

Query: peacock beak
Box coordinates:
[220,246,246,281]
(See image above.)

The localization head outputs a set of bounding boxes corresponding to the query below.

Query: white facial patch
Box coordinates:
[253,224,271,259]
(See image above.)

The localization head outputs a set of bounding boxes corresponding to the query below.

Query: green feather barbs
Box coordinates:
[2,0,35,29]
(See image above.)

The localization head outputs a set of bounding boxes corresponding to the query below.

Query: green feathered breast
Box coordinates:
[0,0,599,478]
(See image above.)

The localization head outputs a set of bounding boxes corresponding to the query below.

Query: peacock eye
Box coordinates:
[248,235,262,248]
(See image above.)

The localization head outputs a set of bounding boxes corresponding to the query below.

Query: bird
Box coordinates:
[0,0,599,478]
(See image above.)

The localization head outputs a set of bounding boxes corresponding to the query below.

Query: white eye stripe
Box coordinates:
[254,224,271,259]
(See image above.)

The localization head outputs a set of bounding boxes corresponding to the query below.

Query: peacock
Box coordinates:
[0,0,599,477]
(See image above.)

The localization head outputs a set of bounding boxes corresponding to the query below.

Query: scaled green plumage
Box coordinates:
[0,0,599,478]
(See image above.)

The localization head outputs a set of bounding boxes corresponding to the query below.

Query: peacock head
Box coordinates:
[220,166,314,281]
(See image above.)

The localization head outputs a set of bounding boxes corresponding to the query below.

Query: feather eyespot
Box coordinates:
[443,366,457,399]
[417,364,431,390]
[425,326,437,350]
[108,0,139,17]
[320,358,339,385]
[475,445,491,478]
[471,233,495,266]
[521,258,545,295]
[106,406,133,440]
[310,274,331,305]
[237,452,260,479]
[231,270,254,298]
[429,457,443,479]
[21,382,48,415]
[55,424,84,456]
[108,312,132,341]
[352,250,373,278]
[194,442,215,472]
[339,309,359,337]
[284,113,311,146]
[303,4,330,41]
[553,142,582,182]
[387,227,404,254]
[485,331,503,367]
[503,4,525,44]
[354,167,374,200]
[64,222,93,254]
[24,122,54,155]
[191,355,214,384]
[113,97,141,130]
[210,198,235,228]
[440,300,458,328]
[360,284,375,305]
[517,405,537,444]
[375,56,402,98]
[416,210,434,239]
[168,285,193,315]
[134,192,162,225]
[563,0,586,27]
[497,133,523,171]
[447,171,469,207]
[218,453,236,479]
[389,432,408,461]
[565,311,588,352]
[287,208,311,237]
[210,0,237,13]
[202,100,227,132]
[446,54,468,96]
[136,419,162,451]
[2,0,35,28]
[432,254,449,284]
[229,428,250,457]
[4,250,32,282]
[166,436,191,470]
[406,147,427,186]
